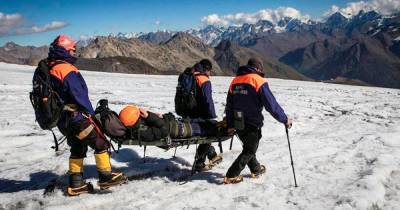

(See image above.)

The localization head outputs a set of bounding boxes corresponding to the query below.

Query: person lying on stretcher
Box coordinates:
[93,100,228,142]
[118,105,228,141]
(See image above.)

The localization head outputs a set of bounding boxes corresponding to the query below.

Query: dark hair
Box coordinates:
[247,58,263,71]
[199,59,212,71]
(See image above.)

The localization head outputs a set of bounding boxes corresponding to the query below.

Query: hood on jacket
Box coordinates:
[236,65,264,77]
[48,45,77,64]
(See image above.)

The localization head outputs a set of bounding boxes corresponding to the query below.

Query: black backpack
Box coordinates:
[94,99,127,140]
[29,59,65,130]
[175,68,197,117]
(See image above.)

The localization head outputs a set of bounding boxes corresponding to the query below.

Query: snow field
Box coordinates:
[0,62,399,209]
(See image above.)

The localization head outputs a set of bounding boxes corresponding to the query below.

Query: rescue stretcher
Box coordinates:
[113,136,233,173]
[116,135,232,150]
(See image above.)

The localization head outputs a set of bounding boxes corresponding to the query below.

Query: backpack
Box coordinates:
[94,99,127,140]
[175,68,197,117]
[29,59,65,130]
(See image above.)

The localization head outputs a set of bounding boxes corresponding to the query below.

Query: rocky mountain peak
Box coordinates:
[215,40,234,51]
[326,12,349,27]
[201,25,224,33]
[277,17,293,27]
[138,30,176,44]
[4,42,18,49]
[355,10,380,21]
[165,32,208,50]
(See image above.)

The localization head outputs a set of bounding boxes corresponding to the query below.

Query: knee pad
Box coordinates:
[76,121,95,140]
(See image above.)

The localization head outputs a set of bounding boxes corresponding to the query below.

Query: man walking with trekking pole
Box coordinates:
[224,58,292,184]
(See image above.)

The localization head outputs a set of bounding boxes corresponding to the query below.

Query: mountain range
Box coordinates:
[1,10,399,88]
[77,32,305,80]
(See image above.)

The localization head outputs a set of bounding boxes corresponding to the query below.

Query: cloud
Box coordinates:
[201,0,400,27]
[370,0,400,15]
[0,12,68,37]
[78,34,94,41]
[0,12,24,36]
[323,0,400,18]
[16,21,69,35]
[155,20,161,26]
[201,7,310,27]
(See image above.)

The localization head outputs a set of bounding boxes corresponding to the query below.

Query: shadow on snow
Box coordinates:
[0,148,224,193]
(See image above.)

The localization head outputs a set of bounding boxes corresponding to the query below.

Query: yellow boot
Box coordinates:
[67,158,94,196]
[95,152,127,189]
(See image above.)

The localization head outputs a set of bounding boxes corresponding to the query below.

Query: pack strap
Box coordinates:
[64,104,78,112]
[50,129,66,152]
[48,59,67,68]
[51,130,59,151]
[84,113,118,153]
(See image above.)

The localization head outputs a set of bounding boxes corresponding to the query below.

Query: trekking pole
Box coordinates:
[229,135,234,150]
[218,139,223,154]
[285,127,298,187]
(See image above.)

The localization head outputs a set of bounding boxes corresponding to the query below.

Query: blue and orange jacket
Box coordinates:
[226,65,288,129]
[188,71,217,119]
[48,46,94,128]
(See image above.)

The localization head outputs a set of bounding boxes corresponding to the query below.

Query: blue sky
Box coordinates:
[0,0,384,46]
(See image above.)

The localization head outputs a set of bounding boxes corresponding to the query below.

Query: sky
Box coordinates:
[0,0,399,46]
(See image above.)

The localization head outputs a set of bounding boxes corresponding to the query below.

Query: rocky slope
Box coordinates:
[214,40,308,80]
[0,42,48,66]
[277,12,400,88]
[79,33,224,75]
[78,33,302,78]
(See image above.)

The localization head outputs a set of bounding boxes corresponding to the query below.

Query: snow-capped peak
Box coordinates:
[187,16,316,46]
[112,32,140,39]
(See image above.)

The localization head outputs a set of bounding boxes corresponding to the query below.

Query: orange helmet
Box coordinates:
[53,34,76,51]
[119,105,140,127]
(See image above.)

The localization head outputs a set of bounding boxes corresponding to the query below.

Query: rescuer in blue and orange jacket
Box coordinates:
[48,35,127,195]
[191,61,216,119]
[187,59,223,172]
[223,58,292,184]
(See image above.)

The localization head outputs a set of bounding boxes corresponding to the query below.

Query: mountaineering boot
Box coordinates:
[67,175,94,196]
[67,158,94,196]
[251,165,266,178]
[208,154,223,166]
[194,162,213,172]
[95,152,127,189]
[98,172,128,189]
[223,176,243,184]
